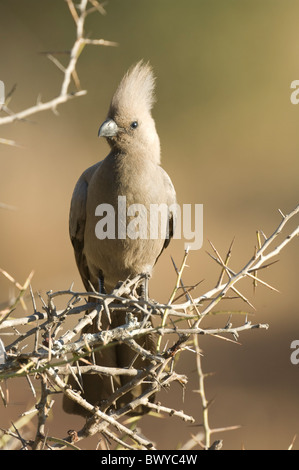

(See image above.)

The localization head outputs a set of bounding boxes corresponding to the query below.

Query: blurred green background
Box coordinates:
[0,0,299,450]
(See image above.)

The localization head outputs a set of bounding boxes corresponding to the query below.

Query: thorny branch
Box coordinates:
[0,204,298,449]
[0,0,117,145]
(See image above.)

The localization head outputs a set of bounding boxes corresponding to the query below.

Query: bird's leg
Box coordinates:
[96,272,108,329]
[138,273,150,301]
[98,271,106,294]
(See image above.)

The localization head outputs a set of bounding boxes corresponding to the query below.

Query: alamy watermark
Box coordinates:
[290,80,299,104]
[290,340,299,365]
[95,196,203,251]
[0,80,4,105]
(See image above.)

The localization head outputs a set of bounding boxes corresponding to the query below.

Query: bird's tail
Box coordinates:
[62,303,156,417]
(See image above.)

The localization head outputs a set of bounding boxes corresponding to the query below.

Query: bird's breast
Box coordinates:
[83,154,169,291]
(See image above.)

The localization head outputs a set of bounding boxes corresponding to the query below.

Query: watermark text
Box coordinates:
[290,340,299,365]
[0,80,4,105]
[95,196,203,251]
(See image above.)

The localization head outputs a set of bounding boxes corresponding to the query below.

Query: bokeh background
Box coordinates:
[0,0,299,450]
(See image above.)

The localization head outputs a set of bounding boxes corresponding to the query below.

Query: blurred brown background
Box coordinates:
[0,0,299,450]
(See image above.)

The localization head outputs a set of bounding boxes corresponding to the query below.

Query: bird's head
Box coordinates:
[98,61,161,162]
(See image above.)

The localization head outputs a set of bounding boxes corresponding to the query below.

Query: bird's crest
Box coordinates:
[109,61,156,117]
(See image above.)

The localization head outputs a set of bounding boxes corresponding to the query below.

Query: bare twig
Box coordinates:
[0,0,117,136]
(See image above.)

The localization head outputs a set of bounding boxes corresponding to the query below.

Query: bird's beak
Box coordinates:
[98,119,119,138]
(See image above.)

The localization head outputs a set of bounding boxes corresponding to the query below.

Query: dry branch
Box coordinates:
[0,0,117,142]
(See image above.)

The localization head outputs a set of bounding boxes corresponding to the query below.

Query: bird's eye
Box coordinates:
[130,121,138,129]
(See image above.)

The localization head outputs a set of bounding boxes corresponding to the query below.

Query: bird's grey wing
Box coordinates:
[69,162,101,291]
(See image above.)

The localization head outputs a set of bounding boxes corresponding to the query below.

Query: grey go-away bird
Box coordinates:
[63,61,176,416]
